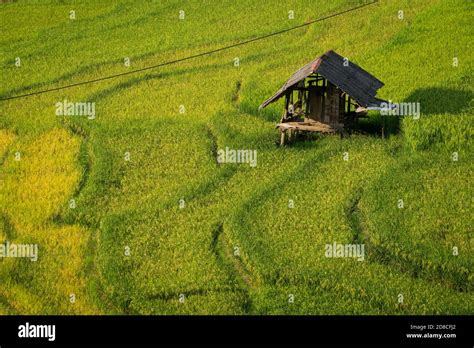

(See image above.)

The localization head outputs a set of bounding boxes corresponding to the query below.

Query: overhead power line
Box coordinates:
[0,1,378,102]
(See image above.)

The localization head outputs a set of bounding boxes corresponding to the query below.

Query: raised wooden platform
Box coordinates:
[277,121,340,133]
[276,121,345,145]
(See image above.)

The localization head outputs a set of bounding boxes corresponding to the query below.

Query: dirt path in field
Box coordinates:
[55,120,121,314]
[345,188,364,244]
[211,223,255,313]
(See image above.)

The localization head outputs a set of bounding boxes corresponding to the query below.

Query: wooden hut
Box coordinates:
[259,50,387,145]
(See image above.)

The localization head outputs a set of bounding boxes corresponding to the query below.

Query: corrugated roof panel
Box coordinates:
[259,50,385,109]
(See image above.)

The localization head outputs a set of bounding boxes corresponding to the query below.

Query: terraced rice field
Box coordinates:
[0,0,472,314]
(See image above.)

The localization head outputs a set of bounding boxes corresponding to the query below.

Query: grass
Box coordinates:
[0,0,472,314]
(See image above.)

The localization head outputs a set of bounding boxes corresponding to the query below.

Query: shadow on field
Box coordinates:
[352,87,473,137]
[353,113,400,138]
[405,87,473,115]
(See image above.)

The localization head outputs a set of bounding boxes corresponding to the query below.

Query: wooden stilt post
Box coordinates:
[280,129,286,146]
[382,115,386,139]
